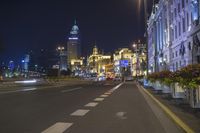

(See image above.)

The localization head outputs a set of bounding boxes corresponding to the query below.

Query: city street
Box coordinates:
[0,81,183,133]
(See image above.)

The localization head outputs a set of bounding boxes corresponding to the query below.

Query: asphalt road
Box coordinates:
[0,81,183,133]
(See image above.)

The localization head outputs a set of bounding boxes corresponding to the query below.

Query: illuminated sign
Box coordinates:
[69,37,78,40]
[120,60,129,67]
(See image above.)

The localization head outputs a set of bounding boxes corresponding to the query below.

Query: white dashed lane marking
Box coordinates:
[94,98,105,101]
[70,109,90,116]
[41,122,73,133]
[100,95,109,98]
[85,102,99,107]
[104,92,112,95]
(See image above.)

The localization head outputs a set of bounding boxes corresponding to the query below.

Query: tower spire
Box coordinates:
[74,19,77,25]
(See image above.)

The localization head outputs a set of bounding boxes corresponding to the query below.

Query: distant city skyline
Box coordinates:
[0,0,155,63]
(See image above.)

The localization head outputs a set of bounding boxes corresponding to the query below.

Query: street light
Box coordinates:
[56,46,66,76]
[132,41,140,78]
[133,44,136,48]
[57,46,65,51]
[144,0,148,75]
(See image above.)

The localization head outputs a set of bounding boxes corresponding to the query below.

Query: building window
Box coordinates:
[176,62,178,70]
[179,22,181,36]
[184,60,186,66]
[187,12,189,28]
[182,17,186,32]
[197,56,200,63]
[176,51,178,57]
[165,55,168,62]
[180,61,182,67]
[188,42,191,50]
[191,12,193,23]
[171,29,174,41]
[182,0,185,9]
[175,8,177,18]
[175,25,177,39]
[178,3,181,13]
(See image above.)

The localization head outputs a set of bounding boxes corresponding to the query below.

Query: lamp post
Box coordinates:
[57,46,65,52]
[57,46,65,76]
[133,40,140,78]
[143,0,149,76]
[133,40,147,77]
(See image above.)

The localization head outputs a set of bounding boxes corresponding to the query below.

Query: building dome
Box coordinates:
[72,25,79,31]
[70,20,79,35]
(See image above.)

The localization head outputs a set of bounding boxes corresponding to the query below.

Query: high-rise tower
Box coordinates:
[67,20,81,67]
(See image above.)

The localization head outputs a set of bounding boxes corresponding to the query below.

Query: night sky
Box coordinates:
[0,0,154,64]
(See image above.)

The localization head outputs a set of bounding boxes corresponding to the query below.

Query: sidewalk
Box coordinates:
[141,83,200,132]
[66,82,182,133]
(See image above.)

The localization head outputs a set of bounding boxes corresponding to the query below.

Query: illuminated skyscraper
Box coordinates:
[67,20,81,68]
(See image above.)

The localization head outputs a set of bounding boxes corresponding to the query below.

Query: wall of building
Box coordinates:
[148,0,200,73]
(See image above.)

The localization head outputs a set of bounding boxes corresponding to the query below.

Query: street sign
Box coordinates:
[120,60,129,67]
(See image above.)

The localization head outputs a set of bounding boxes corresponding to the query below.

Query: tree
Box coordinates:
[47,69,59,77]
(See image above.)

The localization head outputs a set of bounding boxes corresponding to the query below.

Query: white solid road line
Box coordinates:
[85,102,99,107]
[94,98,105,101]
[61,87,83,93]
[71,109,90,116]
[0,87,38,94]
[41,122,73,133]
[22,88,37,91]
[0,90,21,94]
[100,94,109,98]
[102,83,124,96]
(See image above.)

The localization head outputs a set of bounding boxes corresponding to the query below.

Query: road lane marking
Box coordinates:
[85,102,98,107]
[0,87,38,94]
[94,98,104,101]
[137,84,195,133]
[61,87,82,93]
[0,90,21,94]
[22,88,37,91]
[41,122,73,133]
[103,83,124,95]
[104,92,112,95]
[109,83,123,92]
[71,109,90,116]
[116,112,127,120]
[100,94,109,98]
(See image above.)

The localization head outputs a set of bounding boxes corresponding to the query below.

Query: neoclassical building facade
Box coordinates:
[148,0,200,73]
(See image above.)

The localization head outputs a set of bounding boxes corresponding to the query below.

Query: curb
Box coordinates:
[137,84,195,133]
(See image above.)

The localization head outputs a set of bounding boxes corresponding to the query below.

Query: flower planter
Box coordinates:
[147,81,153,87]
[186,87,200,108]
[162,84,172,94]
[153,81,162,91]
[171,83,185,99]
